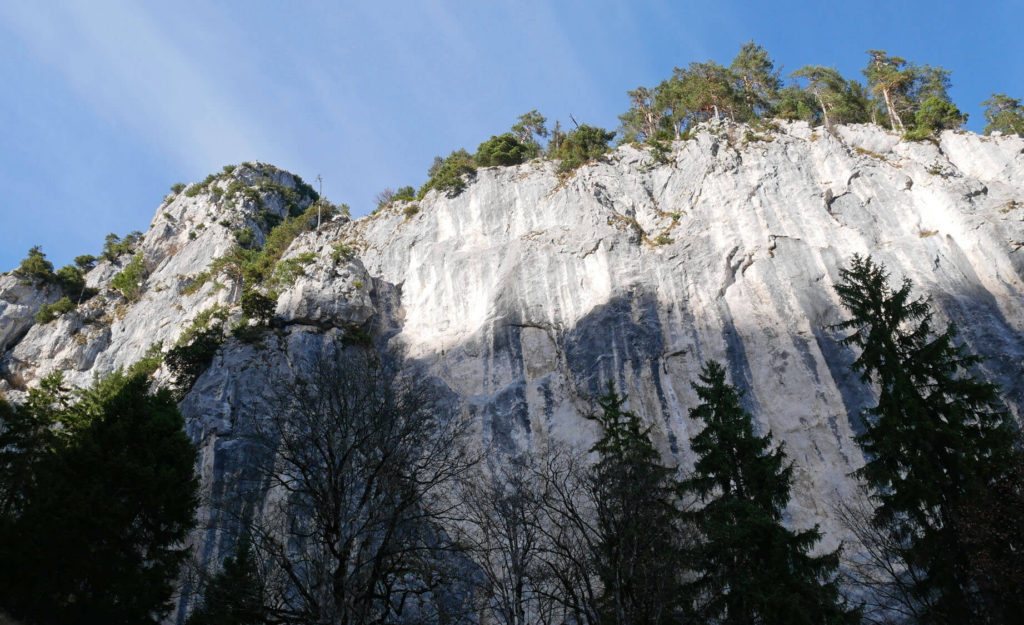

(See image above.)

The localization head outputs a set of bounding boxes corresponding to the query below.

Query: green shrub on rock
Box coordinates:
[55,265,87,300]
[475,133,530,167]
[233,227,256,249]
[111,253,146,301]
[904,95,966,140]
[34,297,75,324]
[13,247,55,286]
[418,149,476,199]
[393,185,416,201]
[331,243,356,263]
[551,124,615,172]
[240,290,276,324]
[74,255,98,271]
[165,325,224,397]
[101,232,142,262]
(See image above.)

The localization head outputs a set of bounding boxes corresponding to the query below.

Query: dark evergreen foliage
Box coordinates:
[54,264,87,299]
[789,66,870,129]
[33,295,75,324]
[588,382,689,625]
[730,40,781,120]
[240,289,275,324]
[165,325,224,396]
[614,43,972,143]
[74,254,98,271]
[681,361,856,625]
[0,373,198,624]
[418,148,476,198]
[476,132,531,167]
[186,536,265,625]
[13,245,55,285]
[393,185,416,201]
[834,254,1021,624]
[551,124,615,172]
[102,230,143,262]
[110,252,147,301]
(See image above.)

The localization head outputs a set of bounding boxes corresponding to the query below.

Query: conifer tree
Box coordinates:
[551,124,615,172]
[674,61,738,122]
[790,66,870,130]
[981,93,1024,136]
[0,372,199,624]
[13,245,55,285]
[834,255,1020,624]
[682,361,855,625]
[730,40,780,120]
[863,50,913,131]
[588,382,689,625]
[618,85,666,143]
[511,109,549,156]
[186,536,265,625]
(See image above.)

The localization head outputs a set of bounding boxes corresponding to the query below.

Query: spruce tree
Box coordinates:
[187,535,264,625]
[0,372,198,624]
[834,255,1020,624]
[588,381,689,625]
[682,361,855,625]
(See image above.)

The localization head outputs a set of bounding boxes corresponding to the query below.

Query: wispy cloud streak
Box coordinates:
[0,1,287,170]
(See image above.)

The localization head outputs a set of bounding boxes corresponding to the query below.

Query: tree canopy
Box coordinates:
[682,361,856,625]
[0,372,199,625]
[982,93,1024,136]
[834,255,1021,624]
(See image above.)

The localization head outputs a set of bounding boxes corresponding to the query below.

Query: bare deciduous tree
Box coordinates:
[532,444,603,625]
[375,188,395,210]
[446,452,563,625]
[836,492,931,625]
[246,348,478,625]
[445,442,607,625]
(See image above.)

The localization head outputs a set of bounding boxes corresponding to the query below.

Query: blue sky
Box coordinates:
[2,0,1022,272]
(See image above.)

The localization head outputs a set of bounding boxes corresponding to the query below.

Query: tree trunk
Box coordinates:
[882,87,904,131]
[814,88,832,131]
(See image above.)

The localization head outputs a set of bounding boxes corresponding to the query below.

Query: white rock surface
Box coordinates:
[3,125,1024,620]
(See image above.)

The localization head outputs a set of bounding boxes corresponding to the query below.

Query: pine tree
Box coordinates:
[682,361,855,625]
[790,66,870,130]
[981,93,1024,136]
[588,381,689,625]
[511,109,548,157]
[187,535,264,625]
[551,124,615,173]
[834,255,1020,624]
[13,245,55,285]
[730,40,780,120]
[863,50,913,131]
[674,61,739,122]
[618,85,666,144]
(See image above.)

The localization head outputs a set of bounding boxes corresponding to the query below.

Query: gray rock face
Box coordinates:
[3,124,1024,618]
[0,274,60,364]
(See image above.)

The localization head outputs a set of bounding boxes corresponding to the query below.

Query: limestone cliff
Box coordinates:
[3,121,1024,618]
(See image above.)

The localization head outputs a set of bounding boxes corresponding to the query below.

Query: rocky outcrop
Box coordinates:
[3,123,1024,619]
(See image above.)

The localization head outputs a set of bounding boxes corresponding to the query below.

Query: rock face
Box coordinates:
[3,123,1024,620]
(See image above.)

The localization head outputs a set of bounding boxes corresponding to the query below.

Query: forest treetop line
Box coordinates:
[379,43,1024,206]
